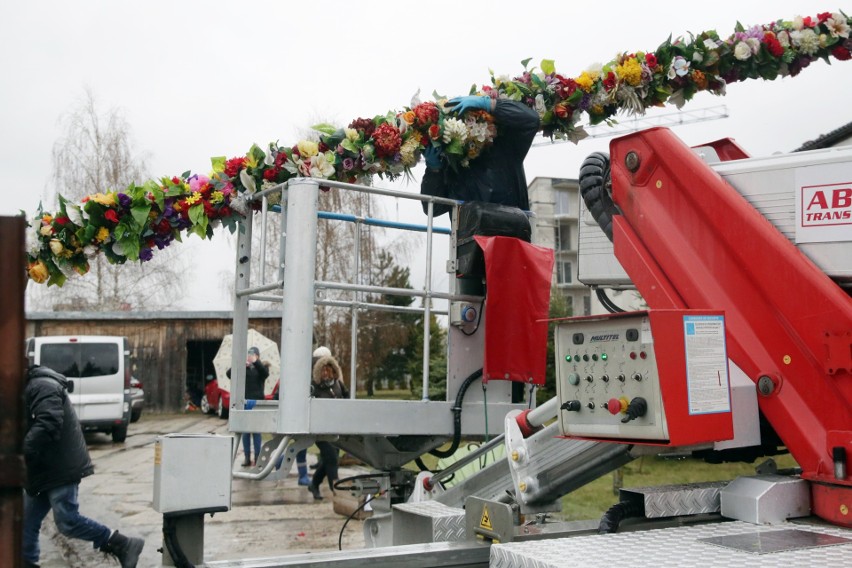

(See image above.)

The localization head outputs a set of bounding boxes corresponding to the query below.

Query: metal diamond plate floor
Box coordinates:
[491,521,852,568]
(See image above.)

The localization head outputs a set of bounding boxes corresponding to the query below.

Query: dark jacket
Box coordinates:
[421,98,540,217]
[23,365,94,496]
[227,360,269,400]
[310,355,349,399]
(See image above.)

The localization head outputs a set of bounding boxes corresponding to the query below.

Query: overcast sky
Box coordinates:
[3,1,850,309]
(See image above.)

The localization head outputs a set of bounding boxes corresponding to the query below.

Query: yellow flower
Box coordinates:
[96,227,110,242]
[345,128,359,142]
[39,225,53,236]
[90,192,116,206]
[184,193,201,206]
[297,140,319,158]
[402,111,416,125]
[41,214,53,223]
[27,260,49,283]
[49,239,64,256]
[210,190,225,204]
[616,58,643,87]
[576,72,596,93]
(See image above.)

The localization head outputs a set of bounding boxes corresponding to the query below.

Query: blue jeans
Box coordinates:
[23,483,111,564]
[242,432,262,462]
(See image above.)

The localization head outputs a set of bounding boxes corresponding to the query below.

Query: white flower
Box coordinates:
[27,225,42,256]
[746,37,761,55]
[616,86,645,116]
[826,13,851,38]
[467,121,492,144]
[344,128,359,142]
[534,94,546,117]
[669,89,686,109]
[777,30,791,48]
[733,41,752,61]
[442,118,468,144]
[83,244,98,257]
[493,74,510,86]
[239,169,257,193]
[309,152,335,179]
[49,239,64,255]
[111,241,126,257]
[792,16,805,31]
[667,56,690,79]
[791,28,819,55]
[703,38,719,50]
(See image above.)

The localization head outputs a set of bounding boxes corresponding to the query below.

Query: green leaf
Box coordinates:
[468,83,477,95]
[541,59,556,75]
[445,139,463,155]
[188,203,208,238]
[341,139,360,154]
[211,156,226,173]
[249,144,266,164]
[131,202,151,228]
[521,57,532,69]
[180,170,191,179]
[311,123,338,135]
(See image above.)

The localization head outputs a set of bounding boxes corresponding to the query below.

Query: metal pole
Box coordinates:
[350,220,361,399]
[421,201,434,400]
[279,179,319,433]
[260,195,268,284]
[0,216,26,568]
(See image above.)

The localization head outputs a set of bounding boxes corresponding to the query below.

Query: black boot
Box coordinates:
[100,530,145,568]
[308,483,323,501]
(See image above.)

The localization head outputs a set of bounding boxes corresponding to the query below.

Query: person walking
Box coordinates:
[307,352,348,500]
[23,364,144,568]
[228,346,269,466]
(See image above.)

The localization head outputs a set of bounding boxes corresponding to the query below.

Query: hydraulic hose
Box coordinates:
[579,151,620,242]
[429,368,483,459]
[598,500,644,534]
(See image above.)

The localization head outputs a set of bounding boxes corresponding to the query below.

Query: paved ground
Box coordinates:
[35,412,367,567]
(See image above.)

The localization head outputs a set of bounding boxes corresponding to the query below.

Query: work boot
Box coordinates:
[23,561,40,568]
[297,464,310,486]
[100,530,144,568]
[308,483,323,500]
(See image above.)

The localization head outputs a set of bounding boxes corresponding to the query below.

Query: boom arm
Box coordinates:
[608,127,852,526]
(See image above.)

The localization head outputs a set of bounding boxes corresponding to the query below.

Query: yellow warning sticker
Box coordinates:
[154,442,161,466]
[479,504,493,530]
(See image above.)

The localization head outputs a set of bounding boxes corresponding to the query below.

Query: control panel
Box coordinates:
[555,310,734,446]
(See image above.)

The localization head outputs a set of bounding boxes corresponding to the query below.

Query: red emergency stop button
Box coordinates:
[607,398,623,415]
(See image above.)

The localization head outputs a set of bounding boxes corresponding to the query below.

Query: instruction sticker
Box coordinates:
[683,315,730,415]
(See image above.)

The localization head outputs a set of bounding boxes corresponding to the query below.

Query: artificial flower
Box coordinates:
[27,260,49,284]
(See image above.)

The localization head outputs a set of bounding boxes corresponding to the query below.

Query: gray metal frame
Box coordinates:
[224,178,529,466]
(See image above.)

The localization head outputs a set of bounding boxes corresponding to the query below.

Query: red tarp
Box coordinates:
[474,235,554,386]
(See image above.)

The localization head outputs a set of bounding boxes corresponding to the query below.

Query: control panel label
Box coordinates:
[683,315,730,415]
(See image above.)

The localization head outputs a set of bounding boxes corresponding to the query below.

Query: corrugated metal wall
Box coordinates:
[26,314,281,413]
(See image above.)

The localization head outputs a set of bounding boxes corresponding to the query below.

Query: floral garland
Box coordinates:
[26,10,851,286]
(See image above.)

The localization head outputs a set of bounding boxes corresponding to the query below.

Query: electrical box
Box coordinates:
[153,434,233,515]
[555,310,733,446]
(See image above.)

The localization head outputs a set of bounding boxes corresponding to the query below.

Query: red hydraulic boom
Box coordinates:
[609,127,852,526]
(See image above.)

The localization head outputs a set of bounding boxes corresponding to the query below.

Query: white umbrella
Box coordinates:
[213,329,281,397]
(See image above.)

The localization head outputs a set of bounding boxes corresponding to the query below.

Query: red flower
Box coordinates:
[428,124,441,141]
[763,33,784,57]
[54,216,70,226]
[802,16,816,28]
[219,206,232,218]
[104,209,119,224]
[602,71,617,92]
[171,176,181,185]
[645,53,658,68]
[818,12,832,23]
[832,46,852,61]
[318,141,329,152]
[263,168,279,181]
[413,102,439,126]
[371,122,402,158]
[556,76,577,99]
[348,117,376,138]
[156,219,172,235]
[224,157,247,178]
[203,201,215,218]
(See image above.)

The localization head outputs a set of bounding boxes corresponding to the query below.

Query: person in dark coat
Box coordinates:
[23,365,144,568]
[420,96,540,217]
[307,354,349,500]
[227,346,269,466]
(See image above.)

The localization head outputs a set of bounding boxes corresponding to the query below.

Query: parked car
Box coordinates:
[130,376,145,422]
[26,335,132,443]
[201,374,230,418]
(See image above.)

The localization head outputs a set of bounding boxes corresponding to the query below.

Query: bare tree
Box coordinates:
[28,90,185,311]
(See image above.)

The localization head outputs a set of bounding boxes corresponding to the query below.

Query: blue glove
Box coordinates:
[424,145,443,170]
[445,96,492,116]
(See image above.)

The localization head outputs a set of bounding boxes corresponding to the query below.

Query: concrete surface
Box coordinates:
[34,412,367,567]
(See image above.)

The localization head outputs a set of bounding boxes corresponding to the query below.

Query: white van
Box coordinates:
[26,335,132,442]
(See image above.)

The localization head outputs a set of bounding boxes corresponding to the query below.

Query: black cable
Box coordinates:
[338,490,387,551]
[429,368,483,459]
[414,456,430,472]
[595,288,626,313]
[162,516,195,568]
